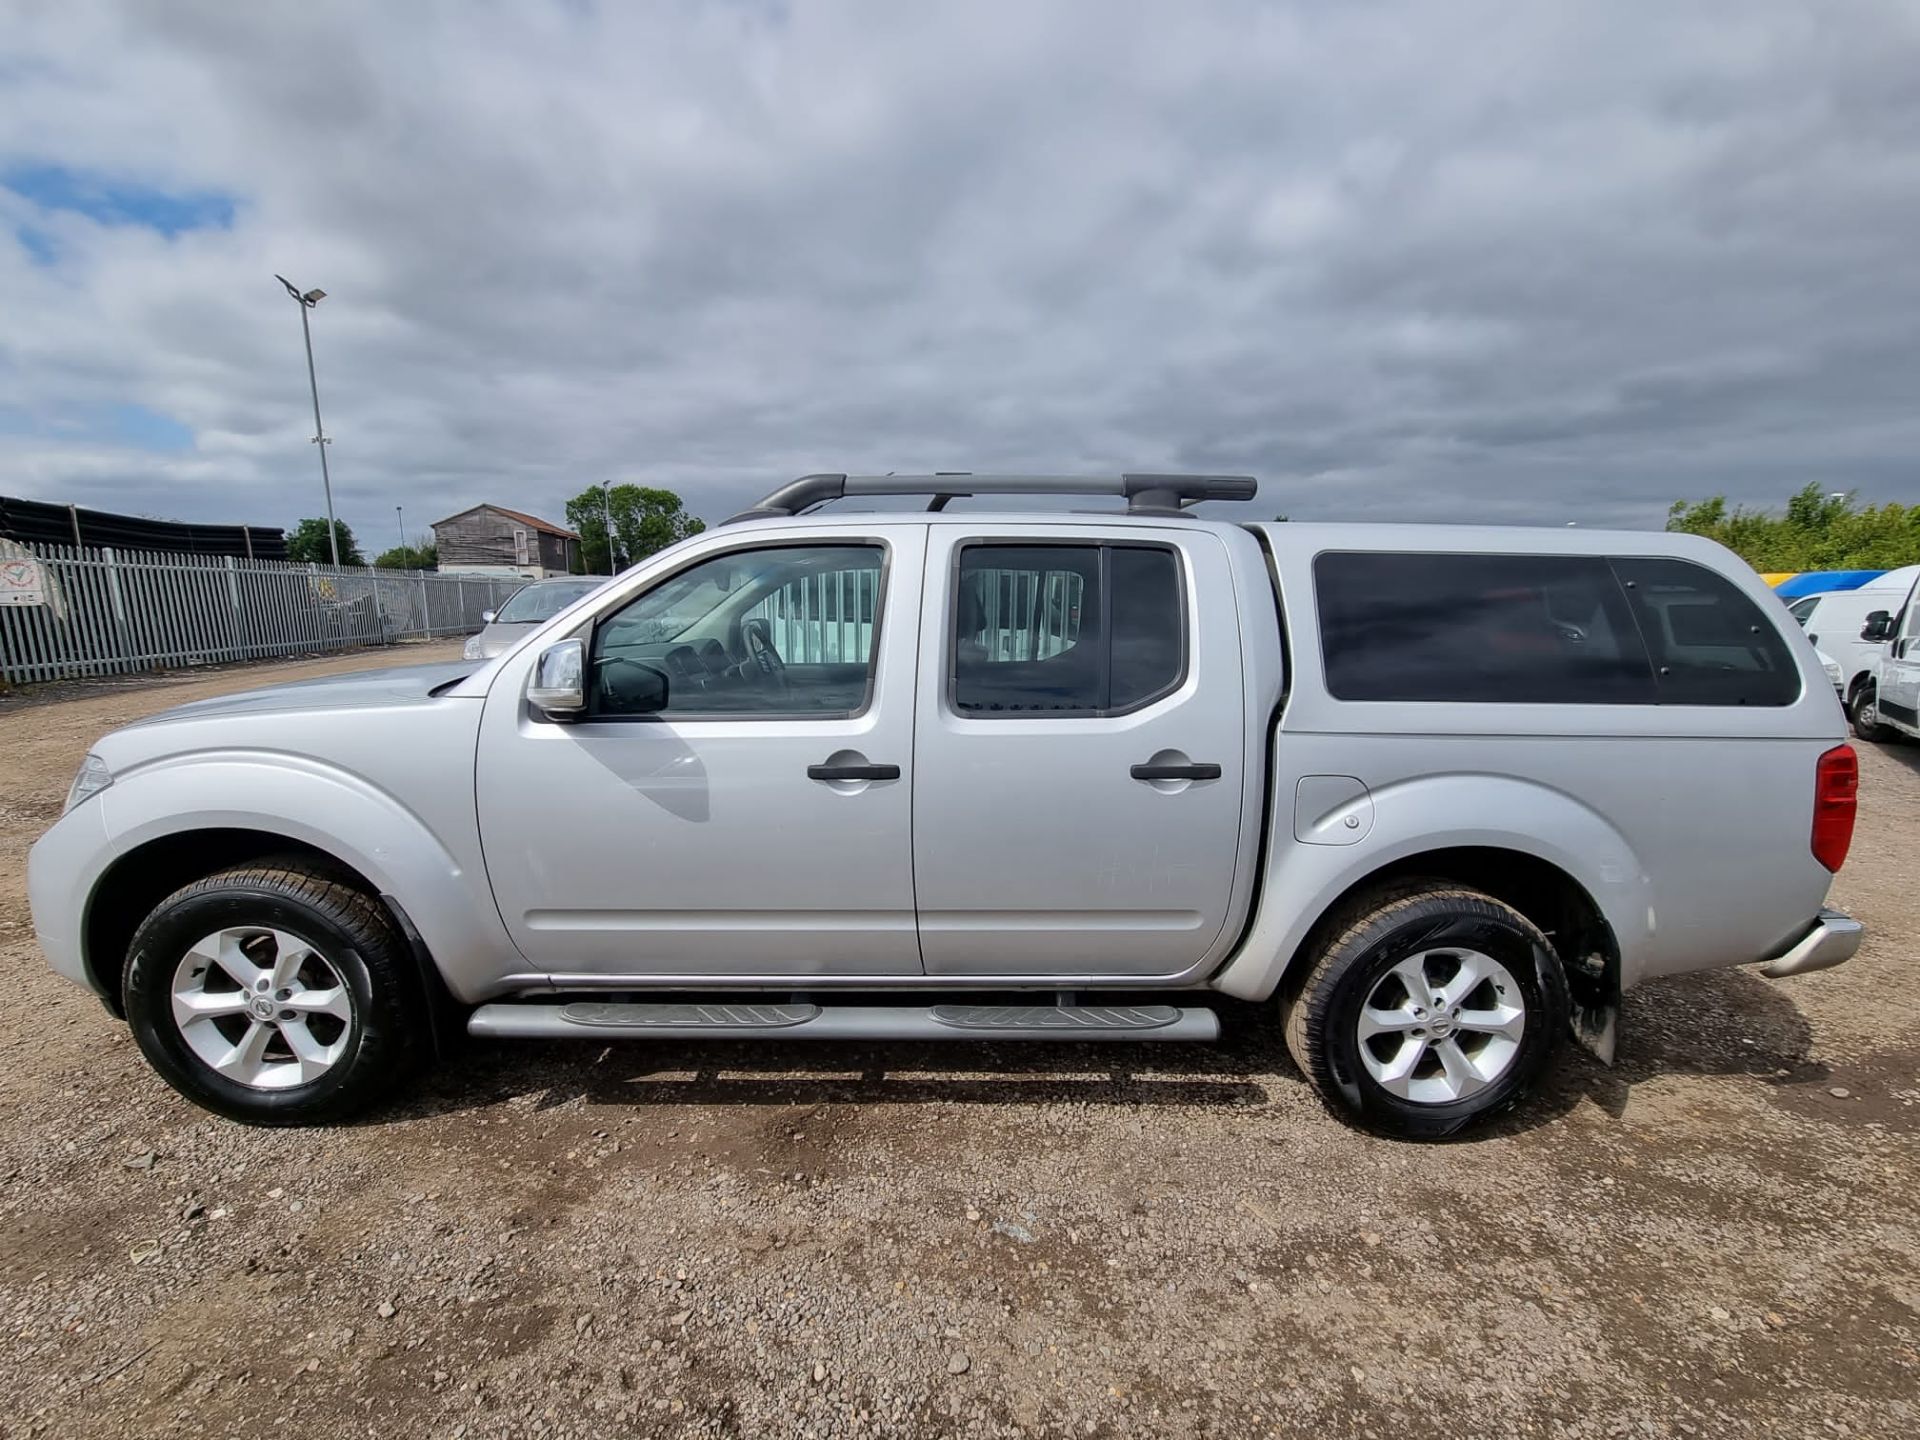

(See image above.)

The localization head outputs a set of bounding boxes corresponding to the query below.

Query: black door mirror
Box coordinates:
[598,657,671,715]
[1862,611,1894,642]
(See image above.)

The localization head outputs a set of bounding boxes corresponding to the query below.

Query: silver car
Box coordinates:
[464,576,610,660]
[27,472,1861,1139]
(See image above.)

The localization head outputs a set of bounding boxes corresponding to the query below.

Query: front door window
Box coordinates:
[589,544,885,717]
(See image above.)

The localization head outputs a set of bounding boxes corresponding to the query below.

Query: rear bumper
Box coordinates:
[1756,909,1863,980]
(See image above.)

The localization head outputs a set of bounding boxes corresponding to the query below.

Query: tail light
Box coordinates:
[1812,744,1858,872]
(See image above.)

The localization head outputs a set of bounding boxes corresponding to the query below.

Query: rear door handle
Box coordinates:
[1130,762,1222,781]
[808,762,901,782]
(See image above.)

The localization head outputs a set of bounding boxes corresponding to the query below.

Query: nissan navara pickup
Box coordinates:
[28,473,1863,1139]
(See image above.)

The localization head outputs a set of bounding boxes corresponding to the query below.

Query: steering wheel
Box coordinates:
[741,618,789,696]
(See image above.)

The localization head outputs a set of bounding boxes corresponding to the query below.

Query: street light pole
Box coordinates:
[274,274,340,567]
[601,481,615,572]
[395,505,406,553]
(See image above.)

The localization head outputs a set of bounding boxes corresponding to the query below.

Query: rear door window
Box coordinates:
[951,543,1185,715]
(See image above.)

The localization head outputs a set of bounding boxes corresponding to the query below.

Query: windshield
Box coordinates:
[494,579,603,624]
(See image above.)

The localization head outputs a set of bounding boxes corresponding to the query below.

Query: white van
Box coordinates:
[1788,564,1920,736]
[1859,571,1920,741]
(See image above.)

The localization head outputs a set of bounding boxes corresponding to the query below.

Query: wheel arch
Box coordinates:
[74,753,518,1011]
[84,828,382,1014]
[1215,772,1641,1063]
[1278,846,1623,1062]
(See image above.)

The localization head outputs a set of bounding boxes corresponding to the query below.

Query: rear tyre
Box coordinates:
[1283,883,1568,1140]
[123,863,429,1125]
[1851,683,1895,743]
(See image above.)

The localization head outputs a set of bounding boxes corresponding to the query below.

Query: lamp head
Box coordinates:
[274,274,326,307]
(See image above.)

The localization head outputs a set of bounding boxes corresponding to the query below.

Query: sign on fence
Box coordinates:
[0,554,47,607]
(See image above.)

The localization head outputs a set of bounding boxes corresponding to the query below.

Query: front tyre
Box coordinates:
[1283,883,1568,1140]
[1851,683,1895,743]
[123,863,428,1125]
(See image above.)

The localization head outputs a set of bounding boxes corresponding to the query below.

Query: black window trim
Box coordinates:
[1310,548,1803,708]
[575,536,893,724]
[944,537,1190,721]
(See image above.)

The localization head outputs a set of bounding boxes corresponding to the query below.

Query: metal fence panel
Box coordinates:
[0,541,525,685]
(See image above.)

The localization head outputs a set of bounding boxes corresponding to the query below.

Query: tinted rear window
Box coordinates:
[1315,552,1653,703]
[1313,552,1800,707]
[1611,557,1800,706]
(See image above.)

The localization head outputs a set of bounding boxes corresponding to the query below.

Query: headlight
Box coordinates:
[463,635,486,660]
[65,754,113,813]
[1824,658,1842,685]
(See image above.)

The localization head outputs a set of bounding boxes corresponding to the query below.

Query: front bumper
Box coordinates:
[1756,908,1863,980]
[26,801,112,996]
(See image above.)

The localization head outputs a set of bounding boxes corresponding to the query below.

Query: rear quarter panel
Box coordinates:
[1218,524,1847,999]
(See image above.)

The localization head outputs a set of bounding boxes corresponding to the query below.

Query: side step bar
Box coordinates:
[468,1001,1220,1043]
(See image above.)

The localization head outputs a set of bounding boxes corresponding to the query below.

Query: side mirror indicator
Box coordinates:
[528,638,587,719]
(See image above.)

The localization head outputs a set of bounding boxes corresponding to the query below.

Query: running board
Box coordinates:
[467,1001,1219,1043]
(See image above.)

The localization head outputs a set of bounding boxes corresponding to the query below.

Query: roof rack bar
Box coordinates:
[722,472,1257,524]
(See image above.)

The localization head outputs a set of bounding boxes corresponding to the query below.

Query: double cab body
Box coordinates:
[29,475,1862,1137]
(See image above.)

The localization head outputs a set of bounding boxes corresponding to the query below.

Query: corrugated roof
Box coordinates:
[431,503,580,540]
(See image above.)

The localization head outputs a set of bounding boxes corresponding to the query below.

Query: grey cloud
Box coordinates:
[1,0,1918,544]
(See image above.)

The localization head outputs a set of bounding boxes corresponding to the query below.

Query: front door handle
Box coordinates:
[1130,761,1222,782]
[808,762,901,782]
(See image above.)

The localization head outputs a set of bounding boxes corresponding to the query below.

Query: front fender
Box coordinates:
[1211,772,1650,1001]
[89,750,518,1004]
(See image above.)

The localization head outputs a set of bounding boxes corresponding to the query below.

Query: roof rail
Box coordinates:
[721,472,1258,525]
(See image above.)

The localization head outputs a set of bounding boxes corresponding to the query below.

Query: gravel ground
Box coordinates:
[1,646,1916,1439]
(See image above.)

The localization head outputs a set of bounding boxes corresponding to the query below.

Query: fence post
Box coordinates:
[224,556,242,656]
[103,545,131,657]
[368,565,386,644]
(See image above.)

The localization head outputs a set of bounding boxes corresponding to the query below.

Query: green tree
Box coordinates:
[564,484,705,573]
[286,517,365,567]
[374,542,437,570]
[1666,483,1920,572]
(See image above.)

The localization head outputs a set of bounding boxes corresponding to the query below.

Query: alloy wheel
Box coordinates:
[1356,948,1526,1104]
[170,927,354,1090]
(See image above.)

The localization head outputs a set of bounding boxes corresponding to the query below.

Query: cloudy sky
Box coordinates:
[4,1,1919,546]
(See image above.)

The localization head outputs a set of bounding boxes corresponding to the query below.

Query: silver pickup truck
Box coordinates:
[28,473,1863,1139]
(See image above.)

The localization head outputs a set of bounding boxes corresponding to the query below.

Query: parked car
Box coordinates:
[463,575,611,660]
[27,473,1861,1140]
[1785,565,1920,736]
